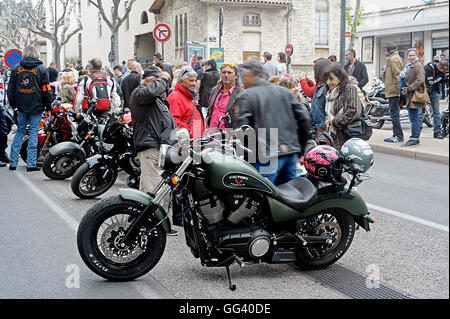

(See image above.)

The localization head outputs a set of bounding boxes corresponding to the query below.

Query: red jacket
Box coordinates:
[300,79,317,99]
[167,82,205,138]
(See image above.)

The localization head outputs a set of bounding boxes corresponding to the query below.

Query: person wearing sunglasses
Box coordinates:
[167,66,205,138]
[207,63,242,130]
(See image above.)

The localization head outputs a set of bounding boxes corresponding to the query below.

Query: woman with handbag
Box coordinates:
[400,48,428,147]
[324,64,365,150]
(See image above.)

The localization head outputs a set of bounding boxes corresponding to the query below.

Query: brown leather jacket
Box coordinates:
[405,61,427,109]
[384,51,404,98]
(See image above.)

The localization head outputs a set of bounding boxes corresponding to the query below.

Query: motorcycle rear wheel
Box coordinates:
[20,136,44,164]
[77,195,166,281]
[370,119,385,130]
[42,152,84,180]
[423,104,433,128]
[294,209,355,270]
[71,162,118,199]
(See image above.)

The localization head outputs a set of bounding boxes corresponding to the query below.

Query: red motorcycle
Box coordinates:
[20,100,79,164]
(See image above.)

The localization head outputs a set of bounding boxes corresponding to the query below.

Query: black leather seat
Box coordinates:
[275,177,318,211]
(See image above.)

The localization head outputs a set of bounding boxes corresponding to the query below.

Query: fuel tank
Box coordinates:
[201,150,278,196]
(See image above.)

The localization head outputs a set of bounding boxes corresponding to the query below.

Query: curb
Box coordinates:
[371,144,449,165]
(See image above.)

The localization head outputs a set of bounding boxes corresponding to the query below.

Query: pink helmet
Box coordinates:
[304,145,341,182]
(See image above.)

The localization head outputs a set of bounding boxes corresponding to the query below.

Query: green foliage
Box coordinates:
[346,5,365,36]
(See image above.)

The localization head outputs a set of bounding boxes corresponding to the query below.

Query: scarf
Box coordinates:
[325,86,340,135]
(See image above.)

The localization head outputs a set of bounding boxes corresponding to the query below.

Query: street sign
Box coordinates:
[285,44,294,57]
[4,49,22,69]
[153,23,171,43]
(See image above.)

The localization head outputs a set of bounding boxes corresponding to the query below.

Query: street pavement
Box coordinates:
[0,147,448,299]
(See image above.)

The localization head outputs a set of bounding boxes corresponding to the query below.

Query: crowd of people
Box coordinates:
[0,45,448,189]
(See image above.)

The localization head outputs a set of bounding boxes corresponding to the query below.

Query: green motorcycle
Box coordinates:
[77,126,375,290]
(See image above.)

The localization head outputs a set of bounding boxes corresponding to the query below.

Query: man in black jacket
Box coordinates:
[199,60,220,111]
[344,49,369,90]
[234,61,312,185]
[121,61,142,110]
[7,45,52,171]
[424,59,449,139]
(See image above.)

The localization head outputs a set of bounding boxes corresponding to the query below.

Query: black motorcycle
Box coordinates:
[71,112,139,199]
[441,106,449,137]
[41,105,108,180]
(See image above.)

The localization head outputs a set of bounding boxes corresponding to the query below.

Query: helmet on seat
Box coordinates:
[340,138,374,173]
[304,145,342,182]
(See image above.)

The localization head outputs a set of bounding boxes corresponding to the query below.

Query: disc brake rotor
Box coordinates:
[99,218,147,264]
[54,155,77,172]
[313,220,342,251]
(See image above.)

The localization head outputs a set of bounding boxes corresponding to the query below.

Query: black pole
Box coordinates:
[54,0,58,68]
[219,7,224,48]
[340,0,347,67]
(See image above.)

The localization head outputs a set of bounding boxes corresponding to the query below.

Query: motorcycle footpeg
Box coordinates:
[233,254,246,268]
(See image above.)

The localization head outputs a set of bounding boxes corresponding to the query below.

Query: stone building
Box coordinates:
[150,0,342,74]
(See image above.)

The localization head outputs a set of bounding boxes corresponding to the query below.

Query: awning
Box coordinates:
[149,0,165,14]
[200,0,292,7]
[357,17,449,37]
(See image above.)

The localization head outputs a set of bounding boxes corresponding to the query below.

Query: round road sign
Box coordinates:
[153,24,171,43]
[285,44,294,57]
[5,49,23,69]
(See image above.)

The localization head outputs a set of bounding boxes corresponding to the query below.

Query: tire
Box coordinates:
[77,195,167,281]
[20,136,44,164]
[42,152,84,180]
[423,105,433,128]
[294,209,355,270]
[71,162,118,199]
[370,119,385,130]
[6,118,12,135]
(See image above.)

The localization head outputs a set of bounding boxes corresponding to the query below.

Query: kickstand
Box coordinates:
[226,266,236,291]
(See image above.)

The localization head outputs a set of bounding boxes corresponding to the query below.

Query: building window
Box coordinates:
[184,14,188,44]
[98,13,102,38]
[243,13,261,26]
[315,0,328,45]
[175,16,179,48]
[141,11,149,24]
[179,14,183,47]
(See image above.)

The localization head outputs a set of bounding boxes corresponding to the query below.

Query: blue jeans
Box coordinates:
[9,112,42,168]
[0,106,8,153]
[388,97,404,140]
[408,108,422,139]
[254,154,298,186]
[429,92,442,134]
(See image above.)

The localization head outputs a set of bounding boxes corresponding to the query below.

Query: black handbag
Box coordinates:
[343,109,373,141]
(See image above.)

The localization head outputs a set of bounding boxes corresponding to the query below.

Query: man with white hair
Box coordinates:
[7,45,52,171]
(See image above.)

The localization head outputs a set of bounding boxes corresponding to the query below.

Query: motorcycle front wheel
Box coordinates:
[294,209,355,270]
[71,162,118,199]
[423,104,433,128]
[20,136,44,164]
[77,195,167,281]
[42,152,84,180]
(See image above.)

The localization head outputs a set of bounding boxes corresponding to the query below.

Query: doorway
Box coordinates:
[135,32,156,67]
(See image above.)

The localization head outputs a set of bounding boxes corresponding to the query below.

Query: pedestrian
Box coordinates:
[279,76,301,100]
[439,54,449,99]
[400,48,428,147]
[311,58,332,130]
[74,58,121,115]
[199,59,220,111]
[153,53,174,89]
[277,52,288,77]
[207,63,243,130]
[424,58,449,139]
[121,59,136,80]
[344,49,369,90]
[268,76,281,85]
[121,60,128,74]
[263,52,278,79]
[0,55,10,166]
[121,61,143,110]
[193,56,203,72]
[328,55,338,64]
[167,67,205,139]
[113,65,123,87]
[48,62,59,83]
[234,60,312,185]
[129,67,179,236]
[324,63,364,150]
[383,45,405,143]
[60,71,76,105]
[7,45,53,171]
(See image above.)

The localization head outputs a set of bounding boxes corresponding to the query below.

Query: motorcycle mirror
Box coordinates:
[175,128,190,144]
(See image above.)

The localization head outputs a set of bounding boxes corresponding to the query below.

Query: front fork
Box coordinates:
[120,156,193,246]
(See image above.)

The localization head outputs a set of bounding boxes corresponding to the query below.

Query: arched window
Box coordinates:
[141,11,149,25]
[315,0,329,45]
[243,13,261,26]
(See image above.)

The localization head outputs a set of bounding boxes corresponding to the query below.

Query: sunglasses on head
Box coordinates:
[222,63,236,67]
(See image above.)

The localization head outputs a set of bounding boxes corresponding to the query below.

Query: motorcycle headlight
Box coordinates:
[158,144,182,170]
[158,144,171,169]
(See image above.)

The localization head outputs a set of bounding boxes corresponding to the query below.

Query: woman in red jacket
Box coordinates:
[299,73,317,99]
[167,67,205,138]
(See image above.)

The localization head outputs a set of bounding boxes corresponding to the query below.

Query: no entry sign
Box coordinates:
[285,44,294,57]
[153,23,171,42]
[5,49,23,68]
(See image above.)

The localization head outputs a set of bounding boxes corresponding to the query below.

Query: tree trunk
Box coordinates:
[349,0,361,50]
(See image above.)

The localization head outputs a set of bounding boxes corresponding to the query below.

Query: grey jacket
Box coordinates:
[234,80,312,161]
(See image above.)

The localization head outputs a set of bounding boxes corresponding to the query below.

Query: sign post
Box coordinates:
[153,23,171,60]
[285,44,293,75]
[4,49,23,69]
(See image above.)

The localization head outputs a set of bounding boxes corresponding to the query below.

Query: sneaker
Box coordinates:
[167,229,179,236]
[9,166,17,171]
[384,136,404,143]
[402,139,420,147]
[27,167,41,172]
[0,152,9,164]
[434,132,444,140]
[0,162,6,168]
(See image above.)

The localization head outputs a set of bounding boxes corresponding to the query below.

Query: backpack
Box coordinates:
[84,73,112,111]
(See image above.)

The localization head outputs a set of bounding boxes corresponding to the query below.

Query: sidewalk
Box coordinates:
[369,128,449,165]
